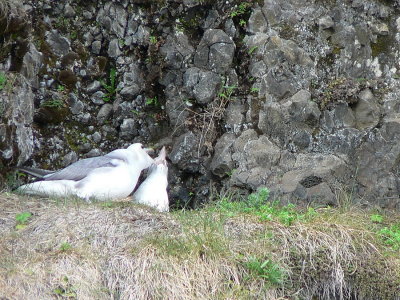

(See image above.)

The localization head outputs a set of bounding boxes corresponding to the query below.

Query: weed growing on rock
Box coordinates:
[101,68,119,102]
[56,84,65,92]
[146,96,159,107]
[0,71,7,90]
[230,2,251,18]
[149,35,157,44]
[218,84,238,100]
[248,45,258,55]
[250,87,260,94]
[175,80,233,156]
[41,99,64,108]
[0,71,16,94]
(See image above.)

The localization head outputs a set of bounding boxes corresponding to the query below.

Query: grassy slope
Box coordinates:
[0,192,399,300]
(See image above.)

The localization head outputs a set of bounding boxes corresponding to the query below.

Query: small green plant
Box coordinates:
[101,68,119,102]
[59,242,72,252]
[250,87,260,94]
[149,35,157,44]
[146,96,159,107]
[239,19,246,27]
[15,212,32,230]
[244,256,284,286]
[230,2,251,18]
[183,98,194,107]
[0,72,7,91]
[370,214,383,223]
[57,84,65,92]
[225,169,236,177]
[379,224,400,251]
[248,45,258,55]
[70,31,77,40]
[101,201,114,208]
[53,276,77,298]
[55,17,70,29]
[131,109,140,116]
[41,99,64,108]
[118,38,125,47]
[219,85,237,99]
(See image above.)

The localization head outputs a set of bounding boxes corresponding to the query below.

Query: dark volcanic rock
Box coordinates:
[3,0,400,209]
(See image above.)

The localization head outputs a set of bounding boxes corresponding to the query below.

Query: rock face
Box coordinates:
[0,75,35,178]
[1,0,400,209]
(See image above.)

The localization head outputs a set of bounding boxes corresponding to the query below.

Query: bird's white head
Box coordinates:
[150,146,168,176]
[127,143,154,169]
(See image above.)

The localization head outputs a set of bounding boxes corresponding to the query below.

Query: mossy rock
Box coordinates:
[58,70,78,88]
[371,35,392,58]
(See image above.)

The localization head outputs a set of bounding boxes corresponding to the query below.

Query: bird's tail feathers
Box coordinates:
[17,180,76,197]
[18,166,55,178]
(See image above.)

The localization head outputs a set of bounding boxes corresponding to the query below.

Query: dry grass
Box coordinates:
[172,90,230,157]
[0,193,399,300]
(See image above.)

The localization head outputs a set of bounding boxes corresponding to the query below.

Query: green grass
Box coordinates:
[1,193,399,299]
[244,256,285,286]
[0,71,7,90]
[214,188,317,226]
[15,211,32,230]
[41,99,64,108]
[59,242,72,252]
[370,213,383,223]
[379,224,400,251]
[144,210,229,259]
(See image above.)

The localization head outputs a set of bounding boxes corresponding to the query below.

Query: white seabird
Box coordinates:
[17,143,154,201]
[133,146,169,212]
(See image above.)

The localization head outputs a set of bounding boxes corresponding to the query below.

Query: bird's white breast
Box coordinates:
[76,163,139,200]
[133,168,169,212]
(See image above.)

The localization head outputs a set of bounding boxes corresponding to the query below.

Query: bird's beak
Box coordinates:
[144,148,155,155]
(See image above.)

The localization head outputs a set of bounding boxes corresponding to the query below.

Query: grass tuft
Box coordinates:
[215,188,317,226]
[379,224,400,251]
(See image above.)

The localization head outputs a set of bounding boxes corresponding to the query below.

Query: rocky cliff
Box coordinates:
[1,0,400,208]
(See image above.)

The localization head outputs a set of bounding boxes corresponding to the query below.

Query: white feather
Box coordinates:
[133,146,169,212]
[17,143,154,201]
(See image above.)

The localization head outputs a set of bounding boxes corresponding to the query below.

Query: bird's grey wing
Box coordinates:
[43,156,121,181]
